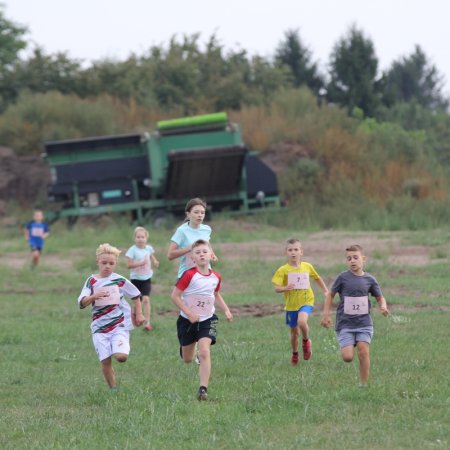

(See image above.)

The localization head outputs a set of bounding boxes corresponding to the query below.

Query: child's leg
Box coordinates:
[197,337,212,388]
[113,352,128,363]
[181,342,197,363]
[340,345,355,362]
[290,326,300,353]
[142,295,150,322]
[356,341,370,385]
[31,249,40,266]
[101,357,117,388]
[298,312,310,340]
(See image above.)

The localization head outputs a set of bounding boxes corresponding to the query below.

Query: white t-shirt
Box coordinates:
[125,244,155,280]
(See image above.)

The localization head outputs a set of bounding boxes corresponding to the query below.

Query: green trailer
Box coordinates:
[44,112,279,223]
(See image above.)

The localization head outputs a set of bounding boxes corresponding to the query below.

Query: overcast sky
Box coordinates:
[4,0,450,96]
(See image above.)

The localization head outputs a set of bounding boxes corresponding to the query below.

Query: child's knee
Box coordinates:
[341,347,354,362]
[114,353,128,363]
[142,296,150,305]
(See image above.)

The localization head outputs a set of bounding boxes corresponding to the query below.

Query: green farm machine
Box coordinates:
[44,112,279,223]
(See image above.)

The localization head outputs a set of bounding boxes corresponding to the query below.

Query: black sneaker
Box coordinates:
[197,386,208,401]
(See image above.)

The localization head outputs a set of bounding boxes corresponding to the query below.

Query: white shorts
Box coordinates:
[92,327,130,361]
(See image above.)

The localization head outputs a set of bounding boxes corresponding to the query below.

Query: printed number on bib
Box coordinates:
[344,296,369,315]
[185,294,214,316]
[287,272,310,289]
[94,284,121,306]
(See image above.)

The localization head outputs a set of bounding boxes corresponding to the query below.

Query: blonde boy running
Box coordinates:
[272,238,328,365]
[78,243,144,391]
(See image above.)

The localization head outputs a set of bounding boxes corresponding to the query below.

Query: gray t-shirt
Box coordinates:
[330,270,382,331]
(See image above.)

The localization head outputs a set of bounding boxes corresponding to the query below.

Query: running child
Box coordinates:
[272,238,328,365]
[126,226,160,331]
[171,239,233,401]
[78,243,145,391]
[24,209,50,267]
[321,244,388,387]
[167,198,218,278]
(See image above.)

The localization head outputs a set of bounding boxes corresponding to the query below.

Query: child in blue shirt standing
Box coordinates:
[24,209,50,267]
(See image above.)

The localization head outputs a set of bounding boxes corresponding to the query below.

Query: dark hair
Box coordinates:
[183,198,207,223]
[185,197,207,213]
[346,244,364,252]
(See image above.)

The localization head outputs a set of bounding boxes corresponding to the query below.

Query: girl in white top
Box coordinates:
[126,227,160,331]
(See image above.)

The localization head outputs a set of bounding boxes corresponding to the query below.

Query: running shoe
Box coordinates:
[291,352,299,365]
[197,386,208,401]
[302,339,312,360]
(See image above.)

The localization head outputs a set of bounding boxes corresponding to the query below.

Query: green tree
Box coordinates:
[380,45,448,111]
[275,29,323,93]
[327,25,379,116]
[0,6,27,109]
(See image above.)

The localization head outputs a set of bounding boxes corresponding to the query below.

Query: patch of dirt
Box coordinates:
[156,302,450,318]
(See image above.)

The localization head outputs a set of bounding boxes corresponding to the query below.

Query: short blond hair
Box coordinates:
[134,226,149,238]
[96,243,121,259]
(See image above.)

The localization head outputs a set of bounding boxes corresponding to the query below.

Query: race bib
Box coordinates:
[288,272,310,289]
[94,284,121,306]
[344,296,369,315]
[185,252,196,270]
[185,294,214,316]
[134,256,150,275]
[31,228,44,237]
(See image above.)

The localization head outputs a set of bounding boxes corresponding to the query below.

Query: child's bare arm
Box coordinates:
[215,292,233,321]
[321,291,335,328]
[315,276,329,295]
[171,287,199,323]
[273,283,294,293]
[132,296,145,325]
[150,254,160,268]
[376,295,389,316]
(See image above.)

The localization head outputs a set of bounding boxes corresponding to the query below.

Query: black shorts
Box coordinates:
[176,314,218,347]
[131,278,152,297]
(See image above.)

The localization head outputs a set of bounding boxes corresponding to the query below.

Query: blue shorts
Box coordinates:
[337,327,373,348]
[285,305,314,328]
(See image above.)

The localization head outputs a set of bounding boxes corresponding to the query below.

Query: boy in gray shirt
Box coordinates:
[321,244,388,387]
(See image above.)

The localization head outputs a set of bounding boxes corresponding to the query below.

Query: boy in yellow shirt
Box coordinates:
[272,238,328,365]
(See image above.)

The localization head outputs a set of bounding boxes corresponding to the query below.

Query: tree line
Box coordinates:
[0,7,448,120]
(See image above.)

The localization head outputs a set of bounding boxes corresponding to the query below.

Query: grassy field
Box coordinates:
[0,219,449,449]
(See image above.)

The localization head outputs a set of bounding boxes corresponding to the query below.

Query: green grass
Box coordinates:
[0,222,449,449]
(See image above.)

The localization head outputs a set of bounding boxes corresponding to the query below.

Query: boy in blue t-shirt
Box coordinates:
[321,244,388,387]
[24,209,50,267]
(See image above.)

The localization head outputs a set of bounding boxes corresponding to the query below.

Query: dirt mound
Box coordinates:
[0,147,51,216]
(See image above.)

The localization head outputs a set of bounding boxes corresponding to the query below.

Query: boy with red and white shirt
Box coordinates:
[78,243,144,392]
[171,239,233,401]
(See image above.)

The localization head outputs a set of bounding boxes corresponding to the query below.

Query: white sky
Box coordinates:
[4,0,450,96]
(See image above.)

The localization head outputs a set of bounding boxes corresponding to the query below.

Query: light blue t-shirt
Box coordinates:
[170,222,212,277]
[125,244,155,281]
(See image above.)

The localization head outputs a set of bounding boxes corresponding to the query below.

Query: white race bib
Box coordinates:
[134,255,150,275]
[94,284,121,306]
[31,228,44,237]
[185,294,214,316]
[185,252,196,270]
[344,296,369,315]
[288,272,310,289]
